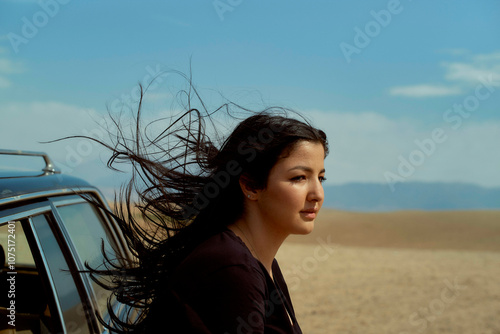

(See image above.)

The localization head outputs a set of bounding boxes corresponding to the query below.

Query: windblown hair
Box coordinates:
[81,80,328,333]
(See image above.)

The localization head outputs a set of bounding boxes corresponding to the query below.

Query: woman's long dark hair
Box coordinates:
[80,77,328,333]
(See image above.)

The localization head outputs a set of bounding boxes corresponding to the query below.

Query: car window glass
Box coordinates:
[0,220,35,267]
[55,202,119,318]
[31,214,91,334]
[0,219,64,334]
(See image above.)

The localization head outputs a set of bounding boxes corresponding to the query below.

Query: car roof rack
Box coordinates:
[0,149,61,175]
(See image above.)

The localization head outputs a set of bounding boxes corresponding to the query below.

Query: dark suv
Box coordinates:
[0,150,132,334]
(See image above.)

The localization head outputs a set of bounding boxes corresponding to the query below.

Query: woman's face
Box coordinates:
[255,140,326,236]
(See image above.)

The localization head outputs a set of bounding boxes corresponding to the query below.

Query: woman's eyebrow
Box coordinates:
[288,166,326,173]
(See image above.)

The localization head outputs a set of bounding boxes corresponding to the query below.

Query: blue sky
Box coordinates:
[1,0,499,196]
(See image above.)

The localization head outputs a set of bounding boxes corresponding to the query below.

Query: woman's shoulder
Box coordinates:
[172,227,265,282]
[163,230,275,333]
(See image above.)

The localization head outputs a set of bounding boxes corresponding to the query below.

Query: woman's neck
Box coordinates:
[229,215,288,278]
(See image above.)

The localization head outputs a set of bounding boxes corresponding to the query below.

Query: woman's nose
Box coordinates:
[307,179,324,203]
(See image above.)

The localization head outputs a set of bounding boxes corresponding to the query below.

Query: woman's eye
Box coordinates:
[291,175,306,182]
[319,176,327,183]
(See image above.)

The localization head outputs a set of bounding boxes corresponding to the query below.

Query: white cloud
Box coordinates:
[0,101,109,174]
[443,52,500,85]
[0,76,11,88]
[0,101,181,195]
[305,110,500,188]
[0,58,25,74]
[0,56,25,89]
[433,122,500,186]
[389,84,462,98]
[390,51,500,98]
[473,52,500,62]
[143,91,174,102]
[444,62,494,83]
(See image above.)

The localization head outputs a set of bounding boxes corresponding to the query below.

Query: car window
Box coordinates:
[0,219,65,334]
[55,201,121,320]
[31,214,92,334]
[0,220,35,267]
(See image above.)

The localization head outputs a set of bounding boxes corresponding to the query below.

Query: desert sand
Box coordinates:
[276,209,500,334]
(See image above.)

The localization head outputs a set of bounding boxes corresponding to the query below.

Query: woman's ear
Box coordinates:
[239,173,259,201]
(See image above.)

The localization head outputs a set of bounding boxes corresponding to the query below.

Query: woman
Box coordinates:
[91,84,328,333]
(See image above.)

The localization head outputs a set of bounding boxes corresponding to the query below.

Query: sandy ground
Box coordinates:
[276,209,500,334]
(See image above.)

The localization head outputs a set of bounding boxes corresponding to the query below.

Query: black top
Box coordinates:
[147,228,302,333]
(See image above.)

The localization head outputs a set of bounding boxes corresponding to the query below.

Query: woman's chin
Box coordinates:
[294,221,315,235]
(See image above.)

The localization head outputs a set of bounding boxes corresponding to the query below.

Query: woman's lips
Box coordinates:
[300,209,318,219]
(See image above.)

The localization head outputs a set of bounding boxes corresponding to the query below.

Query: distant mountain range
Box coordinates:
[323,182,500,211]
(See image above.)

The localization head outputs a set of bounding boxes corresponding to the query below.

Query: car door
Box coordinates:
[0,193,132,333]
[0,200,95,333]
